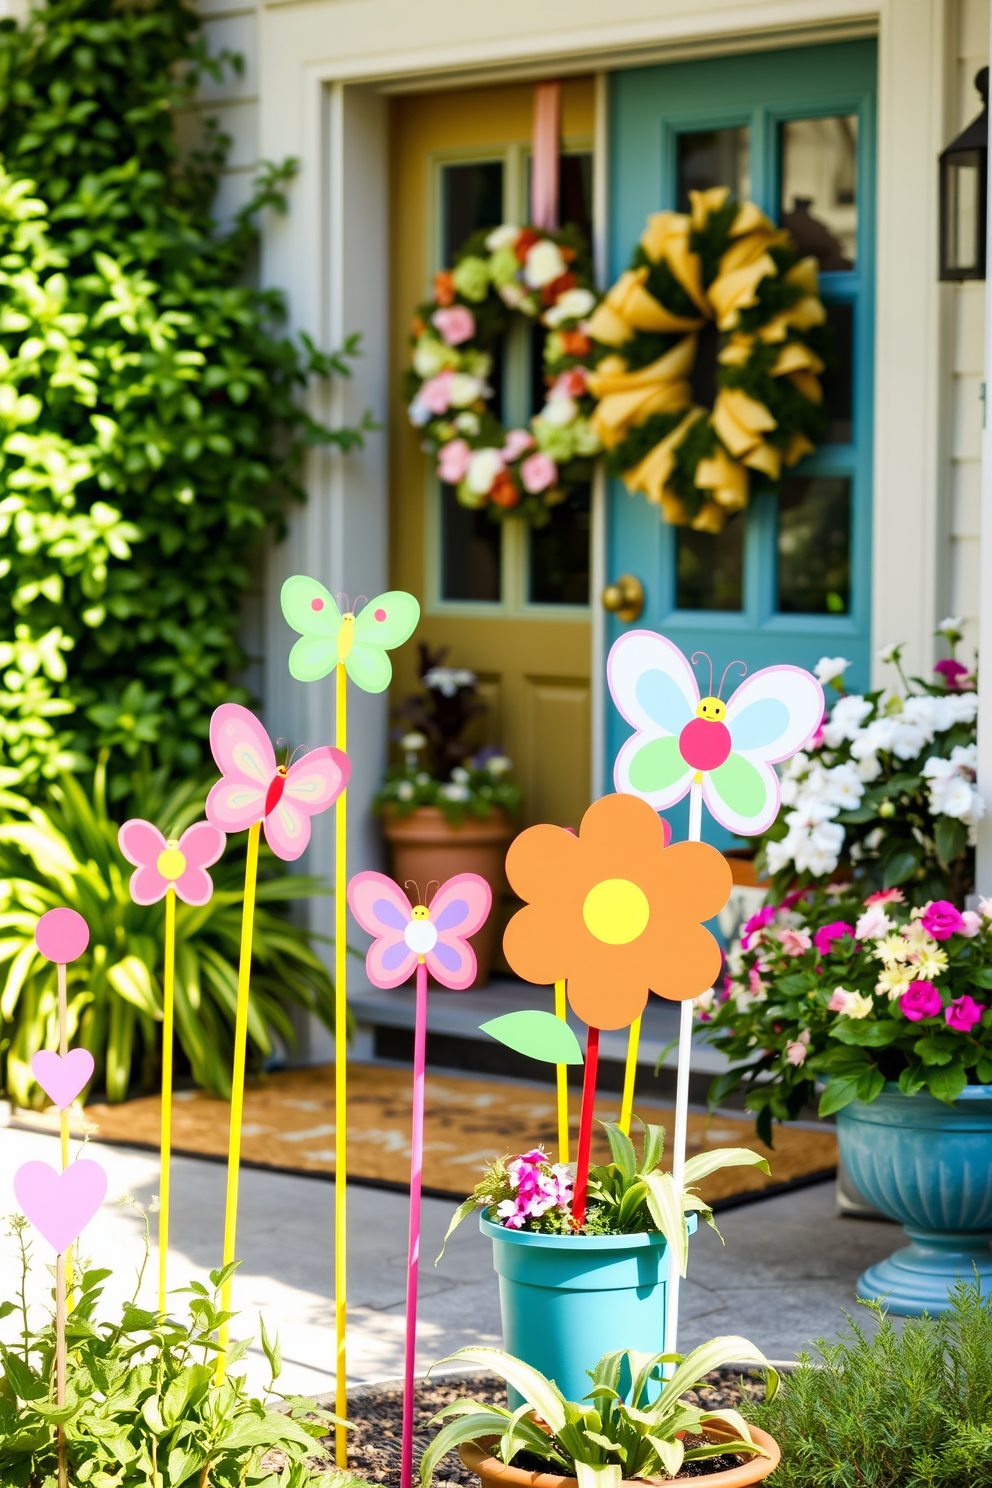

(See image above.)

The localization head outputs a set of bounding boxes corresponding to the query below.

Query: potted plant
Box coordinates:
[419,1341,781,1486]
[439,1120,769,1406]
[700,880,992,1313]
[376,644,521,987]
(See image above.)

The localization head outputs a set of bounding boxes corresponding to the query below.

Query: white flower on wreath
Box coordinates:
[540,395,579,427]
[413,338,458,379]
[543,287,597,327]
[523,239,567,288]
[485,224,521,252]
[448,374,487,409]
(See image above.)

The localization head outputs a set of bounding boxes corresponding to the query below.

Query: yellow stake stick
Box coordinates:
[619,1016,641,1136]
[159,884,176,1317]
[334,661,348,1465]
[554,980,569,1164]
[216,819,261,1382]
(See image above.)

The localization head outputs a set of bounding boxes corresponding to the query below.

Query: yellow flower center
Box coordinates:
[582,878,650,945]
[157,842,187,881]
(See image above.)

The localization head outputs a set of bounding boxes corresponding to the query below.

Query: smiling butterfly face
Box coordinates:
[347,872,492,990]
[280,576,420,693]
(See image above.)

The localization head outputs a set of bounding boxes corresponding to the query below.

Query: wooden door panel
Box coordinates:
[522,676,591,831]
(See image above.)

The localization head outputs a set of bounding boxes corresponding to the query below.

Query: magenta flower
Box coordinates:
[945,995,985,1032]
[865,888,905,907]
[432,306,476,345]
[934,658,969,690]
[921,900,965,941]
[741,905,776,950]
[781,888,811,912]
[497,1148,573,1228]
[438,438,473,483]
[814,921,856,956]
[520,452,558,494]
[900,980,943,1021]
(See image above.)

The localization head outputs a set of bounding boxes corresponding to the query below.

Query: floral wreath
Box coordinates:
[403,223,603,524]
[586,186,830,534]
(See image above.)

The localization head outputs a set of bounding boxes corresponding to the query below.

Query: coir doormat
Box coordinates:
[48,1064,839,1205]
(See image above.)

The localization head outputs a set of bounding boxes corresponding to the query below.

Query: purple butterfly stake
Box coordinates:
[347,871,492,1488]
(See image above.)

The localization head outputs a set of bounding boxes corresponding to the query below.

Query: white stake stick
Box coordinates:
[664,777,703,1360]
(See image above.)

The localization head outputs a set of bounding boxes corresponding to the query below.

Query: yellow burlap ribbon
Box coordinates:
[588,187,826,530]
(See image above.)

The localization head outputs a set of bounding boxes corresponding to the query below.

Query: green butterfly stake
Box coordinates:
[280,575,420,1468]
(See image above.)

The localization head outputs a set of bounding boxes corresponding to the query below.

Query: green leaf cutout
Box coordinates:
[480,1010,584,1065]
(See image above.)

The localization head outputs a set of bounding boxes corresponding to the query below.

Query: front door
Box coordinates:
[389,81,596,831]
[605,40,876,842]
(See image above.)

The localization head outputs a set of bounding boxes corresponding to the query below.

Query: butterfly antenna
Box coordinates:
[352,594,369,614]
[424,879,440,908]
[336,592,350,614]
[275,736,290,768]
[690,651,714,696]
[404,878,422,907]
[717,660,748,699]
[288,742,310,766]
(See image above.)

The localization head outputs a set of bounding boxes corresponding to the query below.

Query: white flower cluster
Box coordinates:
[766,670,983,880]
[423,666,476,697]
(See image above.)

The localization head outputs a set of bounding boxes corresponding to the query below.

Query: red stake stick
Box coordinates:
[572,1025,600,1229]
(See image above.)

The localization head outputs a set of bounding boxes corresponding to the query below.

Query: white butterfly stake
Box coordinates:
[608,628,823,1359]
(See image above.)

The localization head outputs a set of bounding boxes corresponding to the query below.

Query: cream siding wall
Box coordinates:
[188,0,261,227]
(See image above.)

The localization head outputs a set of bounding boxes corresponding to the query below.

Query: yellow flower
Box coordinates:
[843,991,875,1020]
[875,933,910,967]
[912,947,948,980]
[901,920,932,953]
[876,964,917,998]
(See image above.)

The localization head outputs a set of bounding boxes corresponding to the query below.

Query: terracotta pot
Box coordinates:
[458,1422,781,1488]
[382,805,514,988]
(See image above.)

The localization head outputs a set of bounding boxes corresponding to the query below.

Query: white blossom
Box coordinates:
[822,694,872,747]
[814,656,851,686]
[523,240,567,288]
[485,224,521,252]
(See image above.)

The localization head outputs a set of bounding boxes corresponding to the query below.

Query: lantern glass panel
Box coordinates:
[943,150,982,274]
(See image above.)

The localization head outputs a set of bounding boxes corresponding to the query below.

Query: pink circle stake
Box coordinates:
[35,908,90,965]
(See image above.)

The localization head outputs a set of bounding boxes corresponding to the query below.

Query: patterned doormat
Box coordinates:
[48,1064,839,1205]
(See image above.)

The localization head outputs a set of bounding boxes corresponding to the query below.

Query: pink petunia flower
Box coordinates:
[934,658,969,690]
[814,921,856,956]
[855,904,893,941]
[437,438,473,483]
[778,928,812,956]
[899,980,942,1021]
[118,820,226,907]
[780,888,811,912]
[520,452,558,494]
[741,905,776,950]
[432,306,476,345]
[503,428,536,462]
[785,1030,811,1065]
[945,995,985,1032]
[865,888,905,907]
[921,900,965,941]
[828,988,854,1012]
[960,910,983,938]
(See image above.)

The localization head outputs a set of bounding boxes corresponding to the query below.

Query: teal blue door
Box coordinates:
[605,40,876,843]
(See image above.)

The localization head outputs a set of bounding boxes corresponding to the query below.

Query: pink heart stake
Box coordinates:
[13,1159,108,1254]
[31,1049,95,1110]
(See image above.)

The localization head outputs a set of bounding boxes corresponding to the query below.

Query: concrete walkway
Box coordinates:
[0,1126,899,1398]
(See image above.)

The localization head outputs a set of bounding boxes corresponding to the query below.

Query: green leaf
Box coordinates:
[431,1348,567,1432]
[883,848,922,888]
[927,1062,968,1104]
[832,1019,902,1047]
[914,1036,956,1066]
[935,815,968,867]
[818,1075,864,1116]
[682,1147,770,1188]
[970,968,992,989]
[480,1010,584,1065]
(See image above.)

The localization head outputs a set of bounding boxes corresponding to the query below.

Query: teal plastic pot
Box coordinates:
[836,1083,992,1315]
[481,1213,697,1405]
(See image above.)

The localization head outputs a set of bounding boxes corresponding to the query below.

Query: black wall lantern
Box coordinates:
[939,66,988,280]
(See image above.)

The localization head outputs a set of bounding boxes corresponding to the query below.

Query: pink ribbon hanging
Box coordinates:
[531,81,561,230]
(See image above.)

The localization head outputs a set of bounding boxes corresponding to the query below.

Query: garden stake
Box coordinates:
[572,1024,600,1228]
[554,979,570,1162]
[159,883,176,1316]
[56,958,69,1488]
[335,659,348,1467]
[619,1014,640,1136]
[400,958,429,1488]
[216,818,261,1382]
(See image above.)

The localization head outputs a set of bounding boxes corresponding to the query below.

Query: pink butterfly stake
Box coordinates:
[205,702,349,1380]
[348,872,491,1488]
[117,817,225,1316]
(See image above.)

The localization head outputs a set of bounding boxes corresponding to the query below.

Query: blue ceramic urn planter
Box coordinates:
[482,1212,697,1404]
[836,1083,992,1315]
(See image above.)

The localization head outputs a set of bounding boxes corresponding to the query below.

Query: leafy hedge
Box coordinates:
[0,0,369,799]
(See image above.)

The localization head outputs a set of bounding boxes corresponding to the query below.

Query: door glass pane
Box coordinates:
[777,476,851,613]
[677,128,750,210]
[441,160,504,264]
[821,301,854,444]
[676,516,745,611]
[441,486,502,601]
[529,487,591,604]
[780,115,858,270]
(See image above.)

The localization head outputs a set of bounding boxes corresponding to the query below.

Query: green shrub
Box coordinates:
[748,1283,992,1486]
[0,0,370,798]
[0,759,338,1104]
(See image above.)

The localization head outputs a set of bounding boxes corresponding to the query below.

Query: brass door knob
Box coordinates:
[601,574,644,623]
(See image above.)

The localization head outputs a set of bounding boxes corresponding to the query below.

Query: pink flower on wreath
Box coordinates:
[741,905,776,950]
[785,1029,811,1066]
[778,928,812,956]
[503,428,536,461]
[418,370,455,415]
[432,305,476,346]
[945,995,985,1033]
[900,980,943,1021]
[921,900,965,941]
[438,438,473,483]
[552,368,588,399]
[814,921,856,956]
[866,888,905,908]
[521,452,558,493]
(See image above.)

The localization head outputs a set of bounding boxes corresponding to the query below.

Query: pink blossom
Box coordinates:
[432,306,476,345]
[778,928,812,956]
[781,888,811,912]
[900,980,942,1021]
[785,1030,811,1065]
[934,658,969,690]
[828,988,854,1012]
[521,452,558,493]
[855,904,893,941]
[503,428,536,461]
[866,888,905,907]
[960,910,983,938]
[814,921,856,956]
[497,1148,573,1228]
[418,371,455,415]
[552,368,587,399]
[921,900,965,941]
[748,966,767,996]
[945,995,985,1033]
[741,905,776,950]
[808,709,827,750]
[437,438,473,483]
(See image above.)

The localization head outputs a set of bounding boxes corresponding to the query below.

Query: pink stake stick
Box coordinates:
[401,959,429,1488]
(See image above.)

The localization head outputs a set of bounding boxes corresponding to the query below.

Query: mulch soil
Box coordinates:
[271,1368,770,1486]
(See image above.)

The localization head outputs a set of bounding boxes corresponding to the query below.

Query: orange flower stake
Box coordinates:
[503,793,731,1224]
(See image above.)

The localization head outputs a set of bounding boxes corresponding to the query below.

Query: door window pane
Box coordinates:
[780,115,858,270]
[525,150,593,246]
[441,161,504,264]
[676,516,745,611]
[821,302,854,444]
[441,486,502,601]
[777,476,851,613]
[529,487,591,604]
[677,128,750,210]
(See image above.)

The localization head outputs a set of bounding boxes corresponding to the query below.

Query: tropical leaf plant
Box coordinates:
[420,1341,778,1486]
[0,757,339,1105]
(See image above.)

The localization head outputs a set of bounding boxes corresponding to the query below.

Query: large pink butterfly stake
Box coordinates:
[348,872,491,1488]
[205,702,349,1378]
